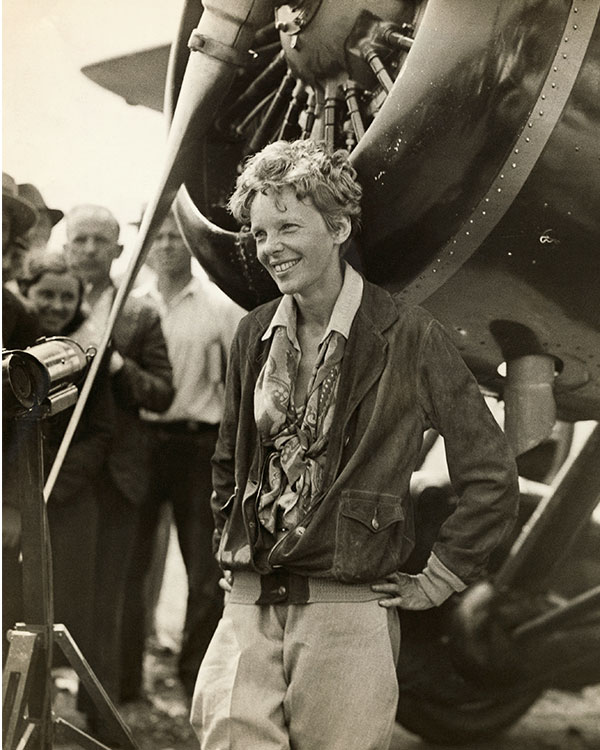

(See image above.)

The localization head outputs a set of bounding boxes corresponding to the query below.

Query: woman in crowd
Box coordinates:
[191,139,519,750]
[21,251,114,676]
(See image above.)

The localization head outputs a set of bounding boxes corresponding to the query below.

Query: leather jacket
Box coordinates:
[211,278,519,584]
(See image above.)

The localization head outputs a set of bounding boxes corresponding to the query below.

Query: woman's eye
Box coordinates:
[253,231,266,243]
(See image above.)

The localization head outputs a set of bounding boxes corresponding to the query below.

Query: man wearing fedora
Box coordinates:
[2,172,41,348]
[18,183,64,253]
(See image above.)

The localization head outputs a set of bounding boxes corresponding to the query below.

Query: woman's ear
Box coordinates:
[333,216,352,246]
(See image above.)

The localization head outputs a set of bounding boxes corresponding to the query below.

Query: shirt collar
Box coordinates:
[141,274,198,309]
[261,262,364,345]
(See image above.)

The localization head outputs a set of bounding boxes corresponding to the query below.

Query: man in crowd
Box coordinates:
[120,209,244,701]
[2,172,40,348]
[2,172,41,663]
[64,205,173,740]
[18,182,64,253]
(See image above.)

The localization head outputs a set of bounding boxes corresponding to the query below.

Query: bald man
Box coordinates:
[64,205,173,742]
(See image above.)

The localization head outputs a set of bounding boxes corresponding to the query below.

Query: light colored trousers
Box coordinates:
[191,598,400,750]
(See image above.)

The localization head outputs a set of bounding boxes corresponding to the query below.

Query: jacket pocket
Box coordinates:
[333,490,405,582]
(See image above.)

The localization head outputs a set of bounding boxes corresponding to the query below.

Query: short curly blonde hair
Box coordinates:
[228,140,362,241]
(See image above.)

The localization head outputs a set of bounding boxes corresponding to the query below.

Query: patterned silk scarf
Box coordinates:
[254,322,346,534]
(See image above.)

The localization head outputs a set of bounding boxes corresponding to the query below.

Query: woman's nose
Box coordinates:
[263,235,282,255]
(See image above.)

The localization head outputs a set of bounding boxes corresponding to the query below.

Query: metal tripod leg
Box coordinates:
[52,624,136,748]
[2,629,39,750]
[2,624,138,750]
[2,407,139,749]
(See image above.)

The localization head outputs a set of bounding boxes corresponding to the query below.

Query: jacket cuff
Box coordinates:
[418,552,467,606]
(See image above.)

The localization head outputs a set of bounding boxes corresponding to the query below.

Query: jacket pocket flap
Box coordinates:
[341,496,404,532]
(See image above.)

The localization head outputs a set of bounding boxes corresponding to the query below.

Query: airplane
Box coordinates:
[77,0,600,743]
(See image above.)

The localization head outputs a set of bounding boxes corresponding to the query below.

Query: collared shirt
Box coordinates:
[141,274,244,424]
[261,261,364,349]
[256,262,364,537]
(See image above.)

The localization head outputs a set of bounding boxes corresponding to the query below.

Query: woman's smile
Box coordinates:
[271,258,300,275]
[250,186,349,302]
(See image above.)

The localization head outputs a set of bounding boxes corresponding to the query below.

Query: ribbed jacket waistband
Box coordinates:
[229,570,382,605]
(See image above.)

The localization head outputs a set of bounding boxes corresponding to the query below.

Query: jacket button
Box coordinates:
[344,436,350,446]
[277,585,287,596]
[296,526,305,536]
[371,518,380,530]
[249,521,256,529]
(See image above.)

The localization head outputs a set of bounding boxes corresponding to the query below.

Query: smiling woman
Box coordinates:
[21,252,86,336]
[249,187,350,304]
[190,139,520,750]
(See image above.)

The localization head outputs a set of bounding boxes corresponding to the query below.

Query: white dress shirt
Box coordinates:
[141,274,244,424]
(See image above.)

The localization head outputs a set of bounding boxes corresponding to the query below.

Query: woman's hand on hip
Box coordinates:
[372,572,436,610]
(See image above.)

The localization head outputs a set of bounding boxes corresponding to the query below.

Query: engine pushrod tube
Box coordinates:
[495,424,600,591]
[513,585,600,641]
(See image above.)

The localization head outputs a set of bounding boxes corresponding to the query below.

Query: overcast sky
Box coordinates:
[3,0,185,249]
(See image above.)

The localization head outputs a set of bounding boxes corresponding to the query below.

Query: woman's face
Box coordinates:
[250,186,350,302]
[27,271,81,335]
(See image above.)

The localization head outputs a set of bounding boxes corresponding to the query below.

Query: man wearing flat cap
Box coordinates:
[18,183,64,253]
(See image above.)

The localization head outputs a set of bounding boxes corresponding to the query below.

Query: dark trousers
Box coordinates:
[47,489,99,667]
[2,544,22,665]
[79,476,138,727]
[120,425,223,700]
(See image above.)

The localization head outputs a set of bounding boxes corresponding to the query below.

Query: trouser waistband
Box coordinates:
[229,570,382,605]
[145,420,219,434]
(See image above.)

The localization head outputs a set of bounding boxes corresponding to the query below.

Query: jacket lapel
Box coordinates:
[112,298,138,355]
[336,280,399,423]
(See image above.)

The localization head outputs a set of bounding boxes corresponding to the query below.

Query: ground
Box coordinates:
[51,528,599,750]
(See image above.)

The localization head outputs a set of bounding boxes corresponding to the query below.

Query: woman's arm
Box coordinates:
[417,319,519,584]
